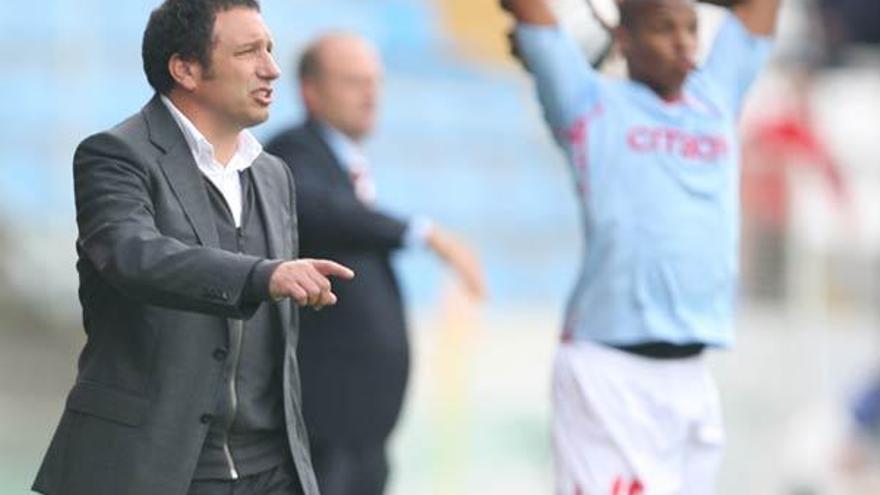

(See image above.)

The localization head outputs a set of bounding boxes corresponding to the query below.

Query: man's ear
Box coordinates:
[300,80,320,114]
[168,54,201,92]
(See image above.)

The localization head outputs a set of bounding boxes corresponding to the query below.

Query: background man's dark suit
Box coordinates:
[265,120,410,492]
[32,97,318,495]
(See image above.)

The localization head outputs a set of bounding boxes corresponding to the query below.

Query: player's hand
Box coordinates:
[498,0,557,26]
[499,0,556,70]
[427,226,486,300]
[269,259,355,309]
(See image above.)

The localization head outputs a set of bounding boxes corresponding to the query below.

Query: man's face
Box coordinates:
[303,37,382,141]
[192,7,280,130]
[618,0,699,98]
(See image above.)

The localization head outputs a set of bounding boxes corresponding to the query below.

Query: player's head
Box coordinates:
[142,0,280,129]
[298,33,383,142]
[615,0,699,99]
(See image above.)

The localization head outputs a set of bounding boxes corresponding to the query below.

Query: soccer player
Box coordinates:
[501,0,781,493]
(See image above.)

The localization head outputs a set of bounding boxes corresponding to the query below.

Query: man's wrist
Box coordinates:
[247,259,285,302]
[403,216,434,249]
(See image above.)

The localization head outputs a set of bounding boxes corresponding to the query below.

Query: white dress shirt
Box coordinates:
[161,95,263,227]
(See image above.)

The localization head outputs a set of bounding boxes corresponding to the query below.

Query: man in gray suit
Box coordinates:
[32,1,353,494]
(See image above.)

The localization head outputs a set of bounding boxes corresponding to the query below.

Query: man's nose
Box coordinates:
[260,52,281,80]
[674,30,697,53]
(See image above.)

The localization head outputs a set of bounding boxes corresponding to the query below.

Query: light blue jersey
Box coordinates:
[516,14,772,347]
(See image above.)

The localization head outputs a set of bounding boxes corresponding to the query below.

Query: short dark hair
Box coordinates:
[142,0,260,94]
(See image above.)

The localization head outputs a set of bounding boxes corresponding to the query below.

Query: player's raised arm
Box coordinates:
[698,0,779,114]
[499,0,600,136]
[699,0,782,36]
[732,0,782,36]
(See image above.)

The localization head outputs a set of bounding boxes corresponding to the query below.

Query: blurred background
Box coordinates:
[0,0,879,493]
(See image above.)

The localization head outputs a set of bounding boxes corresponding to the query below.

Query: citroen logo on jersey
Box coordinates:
[627,126,729,163]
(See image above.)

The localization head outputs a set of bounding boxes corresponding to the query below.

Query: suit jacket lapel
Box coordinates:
[250,155,285,260]
[250,155,294,340]
[142,95,220,248]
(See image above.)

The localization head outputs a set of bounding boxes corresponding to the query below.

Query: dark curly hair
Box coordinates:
[142,0,260,94]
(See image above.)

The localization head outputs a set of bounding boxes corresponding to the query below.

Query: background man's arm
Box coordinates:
[425,226,486,299]
[266,141,409,252]
[267,142,484,299]
[293,182,485,299]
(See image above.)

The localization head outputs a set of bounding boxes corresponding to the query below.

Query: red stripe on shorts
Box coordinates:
[629,478,644,495]
[611,476,623,495]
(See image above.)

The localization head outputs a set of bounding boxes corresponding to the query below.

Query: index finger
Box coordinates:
[308,259,356,280]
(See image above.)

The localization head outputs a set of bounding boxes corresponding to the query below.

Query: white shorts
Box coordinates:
[552,340,724,495]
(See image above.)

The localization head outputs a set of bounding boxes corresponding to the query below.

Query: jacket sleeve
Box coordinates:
[266,136,408,252]
[74,131,271,318]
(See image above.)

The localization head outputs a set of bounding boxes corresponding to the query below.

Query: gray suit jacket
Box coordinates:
[32,96,319,495]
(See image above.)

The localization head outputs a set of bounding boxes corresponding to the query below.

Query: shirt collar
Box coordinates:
[160,94,262,174]
[318,120,368,171]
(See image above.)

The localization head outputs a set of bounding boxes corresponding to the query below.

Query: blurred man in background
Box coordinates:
[502,0,780,493]
[265,33,484,495]
[32,1,355,494]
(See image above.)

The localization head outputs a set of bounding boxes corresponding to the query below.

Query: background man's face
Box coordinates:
[304,37,382,141]
[619,0,699,97]
[193,7,280,130]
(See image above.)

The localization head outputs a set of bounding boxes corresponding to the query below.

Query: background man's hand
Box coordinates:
[427,226,486,300]
[269,259,355,309]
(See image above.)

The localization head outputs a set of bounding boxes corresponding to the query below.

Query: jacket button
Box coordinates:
[212,348,228,361]
[200,414,213,424]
